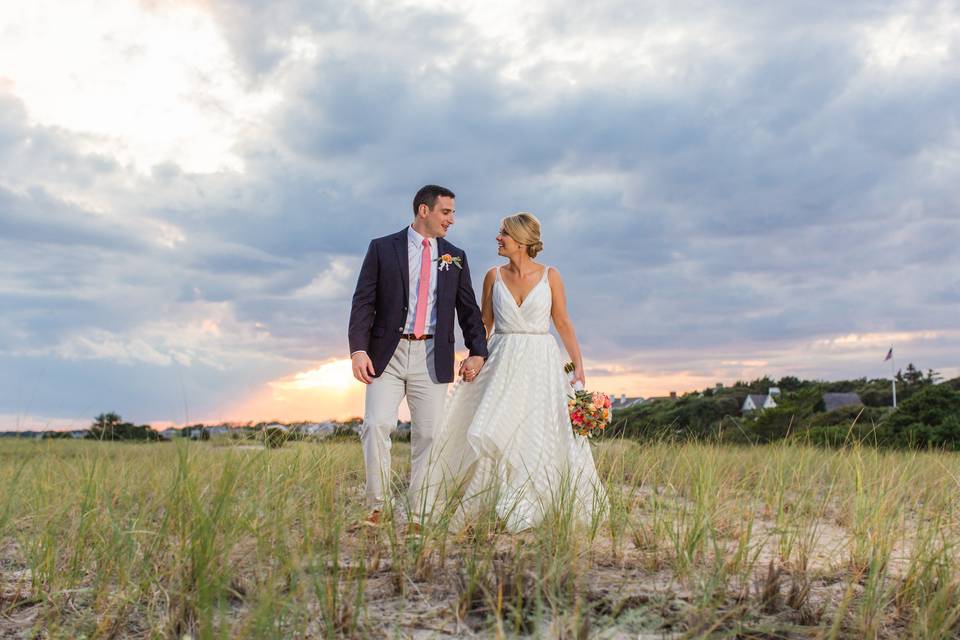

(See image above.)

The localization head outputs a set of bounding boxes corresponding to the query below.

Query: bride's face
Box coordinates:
[496,228,523,256]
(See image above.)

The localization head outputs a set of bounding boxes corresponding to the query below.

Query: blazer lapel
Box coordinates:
[434,237,448,305]
[392,230,409,301]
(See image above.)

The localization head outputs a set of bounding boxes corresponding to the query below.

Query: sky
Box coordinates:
[1,0,958,429]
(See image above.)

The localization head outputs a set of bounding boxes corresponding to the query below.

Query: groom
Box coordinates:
[348,185,488,525]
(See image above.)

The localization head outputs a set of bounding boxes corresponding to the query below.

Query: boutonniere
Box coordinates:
[436,254,463,271]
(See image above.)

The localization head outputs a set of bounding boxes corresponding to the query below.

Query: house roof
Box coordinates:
[744,394,768,408]
[611,397,644,409]
[822,392,863,412]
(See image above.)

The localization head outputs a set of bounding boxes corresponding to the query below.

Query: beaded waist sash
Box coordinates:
[496,331,549,335]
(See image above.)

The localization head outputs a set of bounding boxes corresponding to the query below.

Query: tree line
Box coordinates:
[614,364,960,449]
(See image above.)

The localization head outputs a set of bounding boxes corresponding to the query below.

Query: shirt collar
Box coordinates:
[408,225,436,249]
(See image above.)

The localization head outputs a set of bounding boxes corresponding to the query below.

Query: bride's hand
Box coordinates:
[571,366,586,388]
[459,355,485,382]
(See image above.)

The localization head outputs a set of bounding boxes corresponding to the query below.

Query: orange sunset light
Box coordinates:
[225,354,660,424]
[227,359,366,422]
[273,359,356,393]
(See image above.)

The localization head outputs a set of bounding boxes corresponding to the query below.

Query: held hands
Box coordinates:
[459,355,485,383]
[351,352,376,384]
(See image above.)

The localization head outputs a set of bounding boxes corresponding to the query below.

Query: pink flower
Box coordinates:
[571,409,584,425]
[592,392,607,408]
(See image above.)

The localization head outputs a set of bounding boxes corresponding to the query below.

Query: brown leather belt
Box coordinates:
[399,333,433,341]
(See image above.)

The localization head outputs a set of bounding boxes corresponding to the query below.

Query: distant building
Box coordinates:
[611,394,645,411]
[742,394,778,413]
[768,387,781,397]
[188,425,234,439]
[299,422,336,439]
[822,393,863,412]
[159,428,179,440]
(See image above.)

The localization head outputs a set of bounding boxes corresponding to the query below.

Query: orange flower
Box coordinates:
[436,254,462,270]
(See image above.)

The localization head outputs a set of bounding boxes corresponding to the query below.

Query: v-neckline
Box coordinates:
[498,266,547,309]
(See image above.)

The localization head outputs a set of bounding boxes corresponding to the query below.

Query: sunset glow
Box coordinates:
[271,359,357,393]
[226,359,366,423]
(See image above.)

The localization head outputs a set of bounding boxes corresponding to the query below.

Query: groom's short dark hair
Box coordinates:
[413,185,455,216]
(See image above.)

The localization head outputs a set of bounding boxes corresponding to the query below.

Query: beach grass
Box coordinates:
[1,437,959,638]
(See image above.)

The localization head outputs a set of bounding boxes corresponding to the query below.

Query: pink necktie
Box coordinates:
[413,238,431,337]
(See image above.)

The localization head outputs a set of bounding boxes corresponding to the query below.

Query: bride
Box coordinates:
[428,212,607,532]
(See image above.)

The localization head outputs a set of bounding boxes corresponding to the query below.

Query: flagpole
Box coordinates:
[890,353,897,409]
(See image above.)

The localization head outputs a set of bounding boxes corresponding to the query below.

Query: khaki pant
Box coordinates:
[360,338,447,516]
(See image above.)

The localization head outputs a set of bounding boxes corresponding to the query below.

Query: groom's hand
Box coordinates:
[351,351,376,384]
[459,355,485,382]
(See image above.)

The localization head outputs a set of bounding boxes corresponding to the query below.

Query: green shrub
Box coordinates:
[792,424,883,448]
[807,405,888,428]
[885,385,960,431]
[263,427,288,449]
[874,385,960,449]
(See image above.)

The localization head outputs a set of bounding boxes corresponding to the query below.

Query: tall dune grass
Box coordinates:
[1,437,959,638]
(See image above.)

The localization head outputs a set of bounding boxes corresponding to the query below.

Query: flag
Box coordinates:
[884,348,893,362]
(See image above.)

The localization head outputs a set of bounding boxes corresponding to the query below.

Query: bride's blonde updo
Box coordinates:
[501,212,543,258]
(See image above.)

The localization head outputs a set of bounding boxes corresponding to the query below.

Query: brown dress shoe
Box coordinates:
[362,509,382,527]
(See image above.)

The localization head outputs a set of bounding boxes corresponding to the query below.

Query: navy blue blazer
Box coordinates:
[348,229,489,383]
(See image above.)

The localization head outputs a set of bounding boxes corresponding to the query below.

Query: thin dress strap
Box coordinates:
[541,266,550,283]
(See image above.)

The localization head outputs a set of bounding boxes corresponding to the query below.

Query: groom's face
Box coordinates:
[418,196,455,238]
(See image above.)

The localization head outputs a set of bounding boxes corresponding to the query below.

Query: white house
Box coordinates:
[742,393,778,413]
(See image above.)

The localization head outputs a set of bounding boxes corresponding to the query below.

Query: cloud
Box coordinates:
[1,0,958,425]
[48,331,176,366]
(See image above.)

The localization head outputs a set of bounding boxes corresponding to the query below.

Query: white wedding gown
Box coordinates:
[429,266,607,532]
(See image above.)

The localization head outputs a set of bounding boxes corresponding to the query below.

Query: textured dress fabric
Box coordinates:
[430,266,607,532]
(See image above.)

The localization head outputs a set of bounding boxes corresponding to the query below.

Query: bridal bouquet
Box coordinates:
[564,362,612,438]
